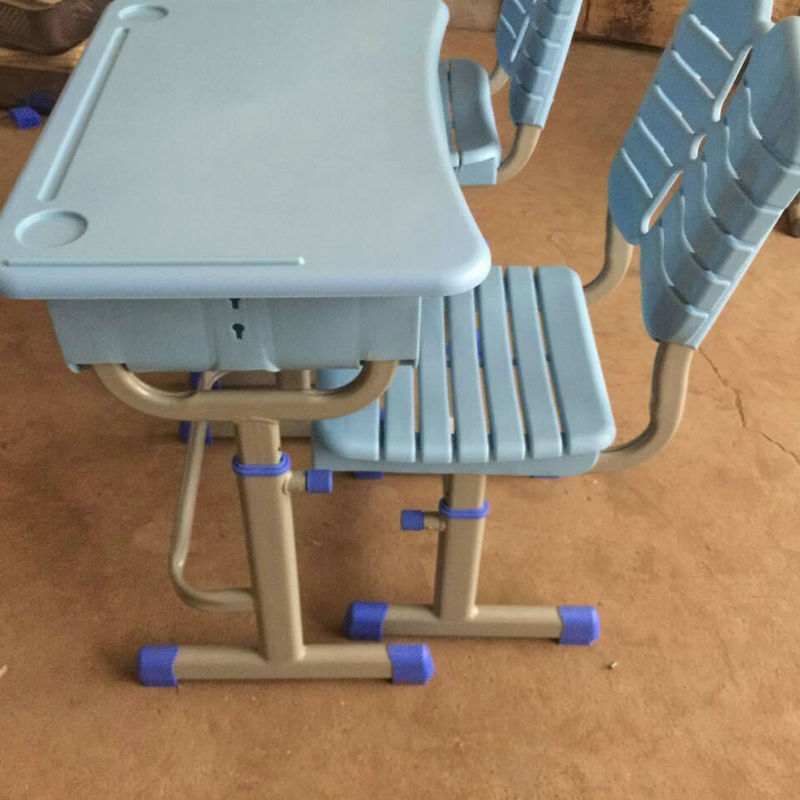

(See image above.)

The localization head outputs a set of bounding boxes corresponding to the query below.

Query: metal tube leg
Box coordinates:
[207,371,313,439]
[344,474,600,646]
[276,370,312,391]
[433,475,486,621]
[137,418,434,686]
[96,361,433,685]
[169,417,254,611]
[235,420,305,662]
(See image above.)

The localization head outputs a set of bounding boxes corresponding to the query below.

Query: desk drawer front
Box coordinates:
[47,296,421,372]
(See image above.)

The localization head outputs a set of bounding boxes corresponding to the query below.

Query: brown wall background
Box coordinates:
[447,0,799,47]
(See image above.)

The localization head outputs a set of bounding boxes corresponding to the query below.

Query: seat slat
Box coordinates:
[418,297,452,463]
[383,365,416,462]
[477,267,526,461]
[536,267,615,454]
[505,266,562,459]
[447,290,490,462]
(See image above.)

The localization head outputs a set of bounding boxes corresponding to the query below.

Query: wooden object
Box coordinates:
[581,0,799,48]
[448,0,798,47]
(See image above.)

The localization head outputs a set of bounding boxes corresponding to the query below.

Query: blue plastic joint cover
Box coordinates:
[438,498,490,520]
[232,452,291,477]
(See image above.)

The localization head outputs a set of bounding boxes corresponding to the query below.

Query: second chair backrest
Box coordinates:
[495,0,584,128]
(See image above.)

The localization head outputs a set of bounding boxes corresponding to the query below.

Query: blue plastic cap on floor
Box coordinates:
[306,469,333,494]
[343,602,388,641]
[557,606,601,645]
[388,644,435,685]
[9,106,42,130]
[400,509,426,531]
[138,645,179,687]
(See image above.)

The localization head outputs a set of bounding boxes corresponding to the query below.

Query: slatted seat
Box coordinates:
[313,265,615,476]
[440,0,583,186]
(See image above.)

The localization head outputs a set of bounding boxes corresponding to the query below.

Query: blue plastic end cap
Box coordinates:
[388,644,435,685]
[400,509,426,531]
[343,602,388,641]
[138,645,179,687]
[558,606,601,646]
[306,469,333,494]
[352,471,385,480]
[9,106,42,130]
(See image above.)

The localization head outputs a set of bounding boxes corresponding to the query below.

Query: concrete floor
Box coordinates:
[1,31,799,800]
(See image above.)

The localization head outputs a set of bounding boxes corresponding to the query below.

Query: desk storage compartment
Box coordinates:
[47,296,421,372]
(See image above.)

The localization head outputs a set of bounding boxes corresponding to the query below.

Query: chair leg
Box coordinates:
[138,418,433,686]
[344,474,600,646]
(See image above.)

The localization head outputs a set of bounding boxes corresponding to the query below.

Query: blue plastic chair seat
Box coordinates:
[312,266,616,477]
[439,59,502,186]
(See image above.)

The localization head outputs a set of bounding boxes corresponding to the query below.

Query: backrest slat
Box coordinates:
[639,16,800,347]
[496,0,583,127]
[726,87,800,209]
[638,87,695,167]
[659,195,730,310]
[675,13,735,95]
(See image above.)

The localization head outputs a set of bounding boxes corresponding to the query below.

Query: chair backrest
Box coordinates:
[608,0,774,243]
[495,0,583,127]
[630,15,800,348]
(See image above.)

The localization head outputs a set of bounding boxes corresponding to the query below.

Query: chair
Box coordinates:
[312,3,800,647]
[442,0,584,185]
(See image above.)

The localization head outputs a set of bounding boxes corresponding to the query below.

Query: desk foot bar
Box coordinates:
[138,643,433,684]
[345,474,600,647]
[345,603,598,644]
[95,363,428,686]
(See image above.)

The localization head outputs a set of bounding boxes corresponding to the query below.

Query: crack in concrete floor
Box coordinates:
[699,348,800,468]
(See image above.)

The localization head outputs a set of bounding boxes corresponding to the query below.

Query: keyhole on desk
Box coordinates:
[232,323,245,340]
[230,298,241,310]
